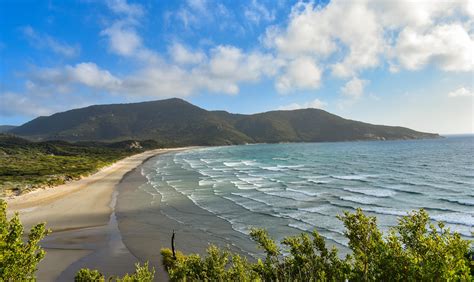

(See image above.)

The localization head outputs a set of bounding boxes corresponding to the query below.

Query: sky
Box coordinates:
[0,0,473,134]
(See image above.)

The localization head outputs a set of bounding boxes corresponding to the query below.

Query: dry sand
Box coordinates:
[5,148,188,281]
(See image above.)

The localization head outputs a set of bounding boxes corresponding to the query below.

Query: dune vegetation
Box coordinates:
[0,134,161,195]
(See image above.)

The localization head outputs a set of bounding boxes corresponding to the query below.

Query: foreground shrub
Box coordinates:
[162,209,473,281]
[75,268,105,281]
[0,199,50,280]
[161,245,259,281]
[1,197,471,281]
[75,262,155,282]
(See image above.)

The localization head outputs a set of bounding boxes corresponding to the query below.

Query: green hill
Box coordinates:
[10,98,439,144]
[214,109,438,142]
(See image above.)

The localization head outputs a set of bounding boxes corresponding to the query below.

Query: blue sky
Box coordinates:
[0,0,473,134]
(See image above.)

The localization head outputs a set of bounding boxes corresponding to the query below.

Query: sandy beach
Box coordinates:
[5,148,188,281]
[115,156,258,281]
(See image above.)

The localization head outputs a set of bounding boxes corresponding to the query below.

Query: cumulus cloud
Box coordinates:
[448,87,474,97]
[23,44,280,98]
[341,77,369,99]
[371,0,471,29]
[264,0,473,80]
[169,43,206,65]
[101,1,159,63]
[265,1,384,78]
[276,57,321,93]
[278,98,327,110]
[122,65,195,97]
[28,62,122,93]
[207,45,278,81]
[393,24,473,72]
[129,45,279,96]
[101,23,142,57]
[67,63,122,90]
[21,26,79,57]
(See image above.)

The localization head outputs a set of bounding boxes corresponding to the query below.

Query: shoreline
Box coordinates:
[115,155,259,281]
[5,148,191,281]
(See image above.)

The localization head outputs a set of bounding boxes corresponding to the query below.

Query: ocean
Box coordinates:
[140,136,473,251]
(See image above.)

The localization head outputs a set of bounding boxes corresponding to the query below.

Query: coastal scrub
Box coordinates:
[161,209,473,281]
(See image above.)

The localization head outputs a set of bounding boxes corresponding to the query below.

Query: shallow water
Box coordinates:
[142,136,474,250]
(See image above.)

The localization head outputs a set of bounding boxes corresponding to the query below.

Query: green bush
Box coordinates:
[74,268,105,282]
[162,208,473,281]
[75,262,155,282]
[0,199,50,280]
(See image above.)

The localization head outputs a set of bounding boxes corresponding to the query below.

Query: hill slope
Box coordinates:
[11,98,439,145]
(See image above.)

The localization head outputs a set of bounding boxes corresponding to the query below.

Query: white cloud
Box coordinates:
[276,57,322,93]
[265,1,384,78]
[21,26,79,57]
[122,65,195,97]
[66,63,122,90]
[264,0,473,82]
[341,77,368,99]
[106,0,144,18]
[169,43,206,65]
[100,22,142,57]
[101,1,159,63]
[28,63,122,92]
[448,87,474,97]
[393,24,474,72]
[278,98,327,110]
[24,45,280,98]
[244,0,275,25]
[199,45,280,94]
[264,3,336,58]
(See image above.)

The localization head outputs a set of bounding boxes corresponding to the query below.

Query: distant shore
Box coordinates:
[5,148,190,281]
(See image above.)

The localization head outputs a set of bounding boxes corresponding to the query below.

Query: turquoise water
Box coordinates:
[142,136,474,250]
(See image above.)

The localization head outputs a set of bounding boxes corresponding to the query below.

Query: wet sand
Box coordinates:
[115,156,258,280]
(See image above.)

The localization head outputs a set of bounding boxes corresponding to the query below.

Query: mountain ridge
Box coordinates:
[10,98,440,145]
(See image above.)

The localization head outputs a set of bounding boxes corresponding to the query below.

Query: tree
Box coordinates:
[0,199,50,280]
